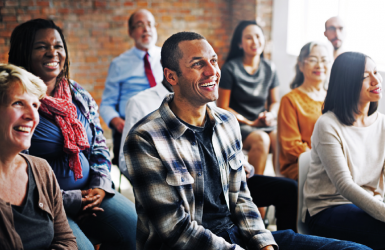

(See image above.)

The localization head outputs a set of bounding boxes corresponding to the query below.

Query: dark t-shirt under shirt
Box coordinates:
[178,117,234,235]
[12,162,54,250]
[219,57,280,121]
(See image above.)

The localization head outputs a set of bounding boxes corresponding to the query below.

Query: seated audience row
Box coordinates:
[1,9,382,249]
[8,19,137,250]
[124,31,370,250]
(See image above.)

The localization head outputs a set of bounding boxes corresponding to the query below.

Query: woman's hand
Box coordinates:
[251,111,277,127]
[82,188,106,211]
[250,112,266,127]
[78,188,106,217]
[261,111,277,127]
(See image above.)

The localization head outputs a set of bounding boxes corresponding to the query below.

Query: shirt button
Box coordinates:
[191,141,196,146]
[39,203,43,208]
[181,178,185,182]
[198,172,202,176]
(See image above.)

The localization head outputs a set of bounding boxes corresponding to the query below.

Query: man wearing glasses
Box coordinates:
[100,9,163,165]
[324,16,346,59]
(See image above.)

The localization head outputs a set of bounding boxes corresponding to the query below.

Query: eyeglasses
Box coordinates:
[326,26,344,32]
[304,58,330,65]
[132,22,157,30]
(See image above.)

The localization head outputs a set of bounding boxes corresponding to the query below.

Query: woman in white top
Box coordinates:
[303,52,385,249]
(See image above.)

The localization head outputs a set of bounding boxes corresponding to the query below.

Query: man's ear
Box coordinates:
[128,28,132,38]
[324,31,327,38]
[164,68,178,86]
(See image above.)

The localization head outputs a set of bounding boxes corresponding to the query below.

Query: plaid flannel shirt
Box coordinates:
[124,94,277,250]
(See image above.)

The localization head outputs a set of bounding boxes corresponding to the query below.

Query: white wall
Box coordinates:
[271,0,385,113]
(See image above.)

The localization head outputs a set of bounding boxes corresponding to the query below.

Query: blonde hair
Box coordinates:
[0,64,47,105]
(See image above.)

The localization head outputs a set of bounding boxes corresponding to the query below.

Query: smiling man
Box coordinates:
[100,9,163,165]
[324,16,346,59]
[124,32,369,250]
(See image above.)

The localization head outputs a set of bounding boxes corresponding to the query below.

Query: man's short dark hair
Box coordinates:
[161,32,205,76]
[128,10,140,32]
[323,52,378,125]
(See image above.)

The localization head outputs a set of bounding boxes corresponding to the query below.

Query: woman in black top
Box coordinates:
[217,20,280,176]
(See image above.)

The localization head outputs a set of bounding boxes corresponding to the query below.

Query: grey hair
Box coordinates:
[290,42,331,89]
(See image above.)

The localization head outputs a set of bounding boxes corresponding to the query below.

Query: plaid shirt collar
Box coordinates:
[159,94,223,139]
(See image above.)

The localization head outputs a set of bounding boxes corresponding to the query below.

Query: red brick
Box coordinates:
[6,22,19,30]
[0,38,5,44]
[73,9,85,15]
[5,1,18,7]
[36,0,50,7]
[27,8,40,14]
[41,8,56,15]
[184,15,196,21]
[162,16,172,22]
[94,1,106,8]
[85,56,98,63]
[2,15,17,22]
[58,8,69,14]
[1,7,16,14]
[137,1,148,7]
[123,2,134,6]
[0,31,12,38]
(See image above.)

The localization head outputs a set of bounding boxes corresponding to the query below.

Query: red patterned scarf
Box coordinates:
[39,79,90,180]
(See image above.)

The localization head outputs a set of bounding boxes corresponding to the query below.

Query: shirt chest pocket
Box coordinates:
[227,151,244,172]
[166,172,195,186]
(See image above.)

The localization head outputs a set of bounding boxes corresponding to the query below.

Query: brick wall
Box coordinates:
[0,0,273,132]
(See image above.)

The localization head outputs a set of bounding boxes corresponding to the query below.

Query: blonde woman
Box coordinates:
[0,64,77,249]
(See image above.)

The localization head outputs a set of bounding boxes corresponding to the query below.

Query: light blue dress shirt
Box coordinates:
[100,46,163,126]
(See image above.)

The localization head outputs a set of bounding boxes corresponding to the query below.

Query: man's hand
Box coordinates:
[261,246,275,250]
[110,117,125,133]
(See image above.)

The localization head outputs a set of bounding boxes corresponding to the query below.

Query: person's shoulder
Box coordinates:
[260,58,276,72]
[315,112,340,131]
[129,109,163,136]
[111,48,137,63]
[374,112,385,128]
[222,58,241,71]
[20,153,52,175]
[70,80,93,100]
[152,46,162,55]
[70,79,84,91]
[282,88,302,102]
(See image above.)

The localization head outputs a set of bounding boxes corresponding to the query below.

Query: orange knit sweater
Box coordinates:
[278,88,323,180]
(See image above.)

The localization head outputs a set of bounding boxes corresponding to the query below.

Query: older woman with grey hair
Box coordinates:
[0,64,77,249]
[277,42,332,180]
